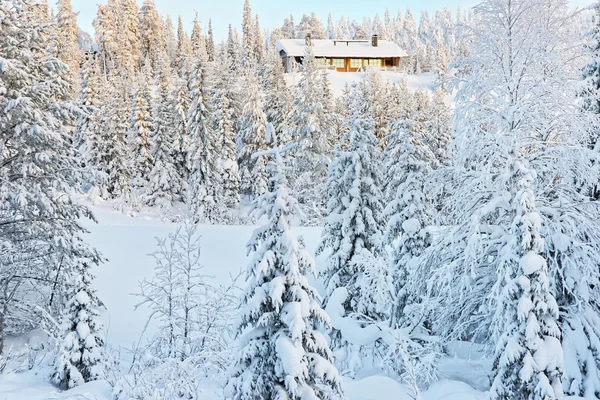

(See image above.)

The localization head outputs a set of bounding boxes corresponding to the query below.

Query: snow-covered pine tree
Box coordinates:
[253,15,264,63]
[73,50,104,181]
[163,15,177,68]
[383,118,438,329]
[207,19,216,62]
[263,49,291,143]
[103,74,132,201]
[425,88,451,165]
[190,13,204,54]
[242,0,255,66]
[146,53,185,208]
[317,83,390,324]
[173,75,190,189]
[129,63,154,190]
[54,0,81,91]
[285,45,331,224]
[238,72,268,198]
[93,0,118,74]
[489,160,563,400]
[139,0,165,69]
[187,49,221,222]
[53,260,106,389]
[175,16,191,73]
[0,0,102,354]
[227,24,242,72]
[382,82,419,202]
[118,0,142,75]
[226,124,343,400]
[211,61,241,217]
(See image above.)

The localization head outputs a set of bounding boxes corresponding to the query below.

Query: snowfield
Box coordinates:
[284,70,439,97]
[0,200,487,400]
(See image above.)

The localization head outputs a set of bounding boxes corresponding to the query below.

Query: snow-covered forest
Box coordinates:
[1,0,600,398]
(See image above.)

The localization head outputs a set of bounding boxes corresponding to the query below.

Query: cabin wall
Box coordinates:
[280,54,407,73]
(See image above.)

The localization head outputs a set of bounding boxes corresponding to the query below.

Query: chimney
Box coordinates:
[305,32,312,46]
[372,34,379,47]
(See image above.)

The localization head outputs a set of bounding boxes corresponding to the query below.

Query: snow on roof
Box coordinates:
[276,39,408,59]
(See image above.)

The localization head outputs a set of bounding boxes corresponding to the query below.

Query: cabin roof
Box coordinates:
[275,39,408,59]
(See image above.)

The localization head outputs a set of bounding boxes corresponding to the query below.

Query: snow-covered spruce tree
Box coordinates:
[383,119,438,329]
[262,49,291,144]
[238,72,268,199]
[146,53,185,208]
[53,0,81,91]
[241,0,255,66]
[129,63,154,191]
[489,160,563,400]
[382,84,419,203]
[117,0,142,76]
[317,83,390,324]
[211,61,241,217]
[426,88,451,166]
[285,46,332,224]
[226,125,343,400]
[73,51,104,178]
[187,50,221,222]
[139,0,165,69]
[425,0,600,394]
[53,260,106,389]
[0,0,102,354]
[103,74,132,201]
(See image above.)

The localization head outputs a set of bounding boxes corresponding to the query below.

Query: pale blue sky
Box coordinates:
[71,0,592,41]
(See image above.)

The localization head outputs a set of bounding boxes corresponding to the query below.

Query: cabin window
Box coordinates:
[350,59,362,68]
[368,59,382,67]
[385,59,393,66]
[332,58,345,68]
[315,58,330,68]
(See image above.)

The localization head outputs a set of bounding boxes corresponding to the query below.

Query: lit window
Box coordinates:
[369,59,382,67]
[332,59,345,68]
[350,59,362,68]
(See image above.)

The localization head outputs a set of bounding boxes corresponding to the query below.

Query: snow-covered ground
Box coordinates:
[284,70,438,97]
[0,200,488,400]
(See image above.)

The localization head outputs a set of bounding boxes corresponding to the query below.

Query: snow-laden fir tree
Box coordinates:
[382,84,419,203]
[383,119,438,329]
[129,63,154,190]
[262,49,291,144]
[226,124,344,400]
[146,53,185,208]
[317,82,390,324]
[73,51,104,179]
[489,160,563,400]
[173,75,190,187]
[211,61,241,217]
[285,46,332,224]
[187,49,221,221]
[53,0,81,90]
[118,0,142,75]
[237,72,268,198]
[207,19,216,62]
[0,0,102,354]
[103,74,132,201]
[253,15,264,63]
[242,0,255,66]
[425,87,451,165]
[53,259,106,389]
[139,0,165,68]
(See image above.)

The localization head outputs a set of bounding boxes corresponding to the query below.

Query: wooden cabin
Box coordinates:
[275,35,408,73]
